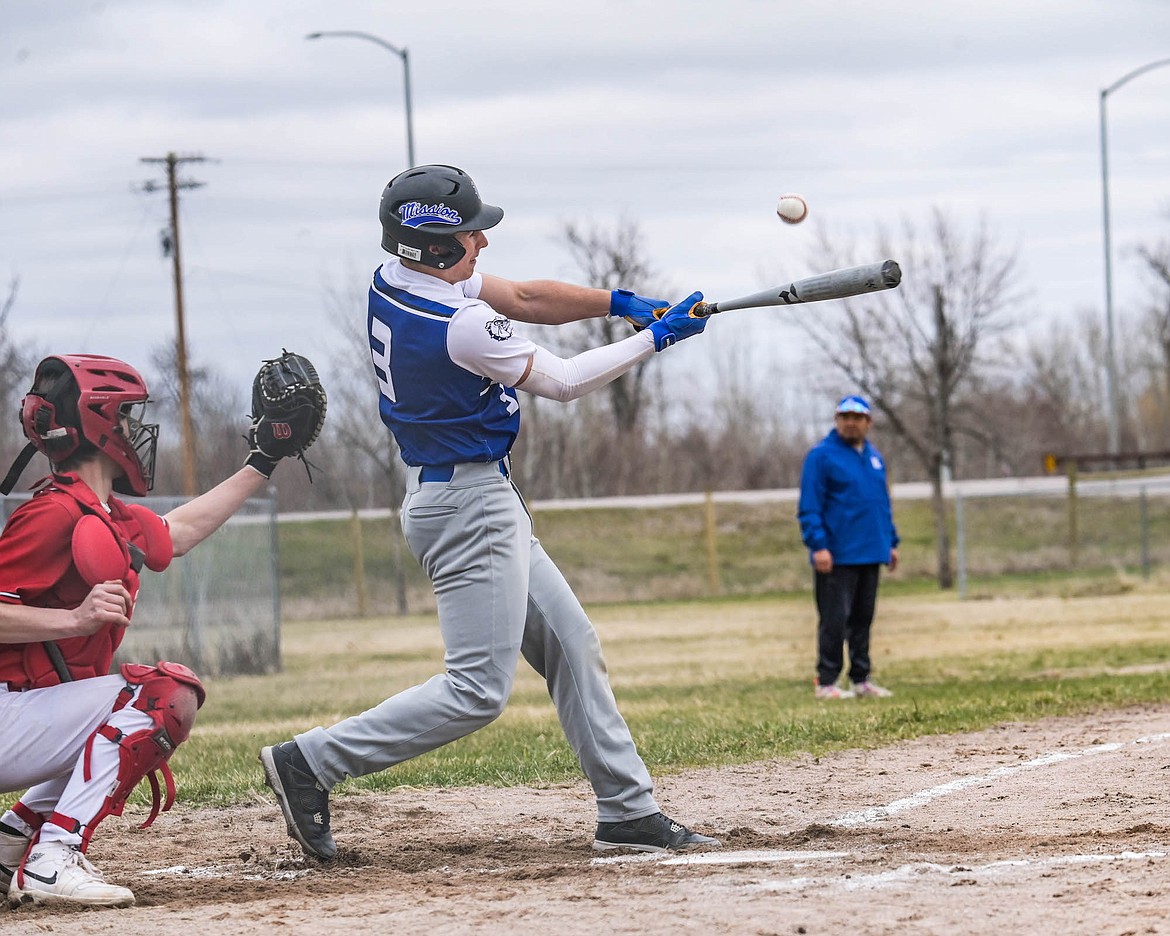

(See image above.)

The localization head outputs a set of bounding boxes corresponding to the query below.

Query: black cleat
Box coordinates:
[593,811,722,853]
[260,741,337,860]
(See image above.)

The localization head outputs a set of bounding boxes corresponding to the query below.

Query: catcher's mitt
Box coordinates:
[245,350,327,480]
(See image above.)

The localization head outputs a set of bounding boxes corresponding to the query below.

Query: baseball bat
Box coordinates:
[692,260,901,317]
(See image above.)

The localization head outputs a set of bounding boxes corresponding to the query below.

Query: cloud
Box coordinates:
[1,0,1169,392]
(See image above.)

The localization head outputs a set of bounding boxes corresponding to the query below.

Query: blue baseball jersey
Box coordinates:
[367,259,535,467]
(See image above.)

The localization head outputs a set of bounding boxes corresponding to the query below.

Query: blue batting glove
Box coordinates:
[647,291,707,351]
[610,289,670,330]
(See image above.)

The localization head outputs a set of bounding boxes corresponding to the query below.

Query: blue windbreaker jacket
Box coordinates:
[797,428,899,566]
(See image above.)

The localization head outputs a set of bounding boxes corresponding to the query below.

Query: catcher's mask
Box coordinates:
[378,164,503,270]
[0,354,159,496]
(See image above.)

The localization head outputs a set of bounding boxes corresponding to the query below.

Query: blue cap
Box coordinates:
[836,394,871,416]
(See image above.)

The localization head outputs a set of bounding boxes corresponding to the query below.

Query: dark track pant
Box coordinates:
[814,563,881,687]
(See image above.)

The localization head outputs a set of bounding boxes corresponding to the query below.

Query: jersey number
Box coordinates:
[369,317,397,403]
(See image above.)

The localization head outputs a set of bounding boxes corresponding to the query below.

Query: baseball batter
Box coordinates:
[0,353,320,908]
[262,164,721,857]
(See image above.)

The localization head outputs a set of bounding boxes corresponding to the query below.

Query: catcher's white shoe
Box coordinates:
[853,680,893,698]
[0,822,30,894]
[8,841,135,908]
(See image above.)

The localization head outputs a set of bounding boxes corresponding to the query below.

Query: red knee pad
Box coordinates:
[121,660,205,738]
[70,662,207,847]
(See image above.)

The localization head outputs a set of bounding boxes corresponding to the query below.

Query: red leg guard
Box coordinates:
[121,660,206,713]
[70,662,204,848]
[9,804,45,891]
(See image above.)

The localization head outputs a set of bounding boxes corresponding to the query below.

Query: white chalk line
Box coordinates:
[591,729,1170,877]
[831,731,1170,828]
[147,846,1170,889]
[591,849,850,867]
[750,849,1170,893]
[142,864,311,881]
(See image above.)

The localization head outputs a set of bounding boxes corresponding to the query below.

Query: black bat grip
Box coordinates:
[692,301,719,318]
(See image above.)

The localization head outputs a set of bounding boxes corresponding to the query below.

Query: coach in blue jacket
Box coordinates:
[798,395,899,700]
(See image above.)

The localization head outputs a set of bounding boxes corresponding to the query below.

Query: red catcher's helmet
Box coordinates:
[8,354,159,496]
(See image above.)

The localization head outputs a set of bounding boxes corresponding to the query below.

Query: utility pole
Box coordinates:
[139,152,208,496]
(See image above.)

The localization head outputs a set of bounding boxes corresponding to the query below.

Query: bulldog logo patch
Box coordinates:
[485,317,513,341]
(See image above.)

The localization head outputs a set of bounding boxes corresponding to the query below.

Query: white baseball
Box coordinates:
[776,194,808,225]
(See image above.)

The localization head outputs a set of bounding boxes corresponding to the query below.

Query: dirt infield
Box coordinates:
[4,705,1169,935]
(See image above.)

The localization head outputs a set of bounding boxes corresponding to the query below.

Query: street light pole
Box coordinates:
[1099,56,1170,455]
[306,30,416,168]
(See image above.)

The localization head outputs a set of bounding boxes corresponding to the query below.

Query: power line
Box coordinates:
[78,200,156,348]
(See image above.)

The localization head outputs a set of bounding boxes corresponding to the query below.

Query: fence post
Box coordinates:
[704,491,721,595]
[390,510,409,615]
[955,488,967,600]
[267,484,282,672]
[1140,486,1150,580]
[1067,462,1079,569]
[351,510,368,617]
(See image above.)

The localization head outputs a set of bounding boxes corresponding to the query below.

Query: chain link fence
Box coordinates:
[7,474,1166,669]
[1,493,280,677]
[271,472,1170,618]
[953,473,1170,596]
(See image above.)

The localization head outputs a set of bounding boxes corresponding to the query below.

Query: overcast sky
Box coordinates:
[2,0,1169,404]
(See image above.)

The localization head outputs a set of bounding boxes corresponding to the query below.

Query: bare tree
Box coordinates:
[1015,308,1112,457]
[320,276,405,505]
[0,277,46,471]
[1133,229,1170,446]
[514,394,610,499]
[555,220,671,435]
[145,341,250,495]
[797,210,1022,588]
[512,220,676,496]
[321,273,410,613]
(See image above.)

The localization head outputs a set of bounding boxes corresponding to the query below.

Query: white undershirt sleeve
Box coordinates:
[448,301,657,400]
[447,303,538,386]
[517,331,656,402]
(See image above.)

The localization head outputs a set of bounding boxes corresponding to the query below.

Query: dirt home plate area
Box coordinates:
[5,706,1169,935]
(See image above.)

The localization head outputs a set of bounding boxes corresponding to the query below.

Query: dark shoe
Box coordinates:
[593,811,721,853]
[260,741,337,860]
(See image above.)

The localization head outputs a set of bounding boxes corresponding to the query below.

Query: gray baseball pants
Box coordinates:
[295,461,659,822]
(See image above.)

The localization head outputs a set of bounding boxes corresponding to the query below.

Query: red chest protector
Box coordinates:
[0,475,173,689]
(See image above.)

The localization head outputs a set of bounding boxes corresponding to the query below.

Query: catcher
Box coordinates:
[0,350,325,908]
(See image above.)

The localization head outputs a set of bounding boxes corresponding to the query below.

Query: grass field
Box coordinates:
[172,582,1170,806]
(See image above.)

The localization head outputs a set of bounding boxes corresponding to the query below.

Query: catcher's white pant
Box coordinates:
[296,460,660,822]
[0,676,154,845]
